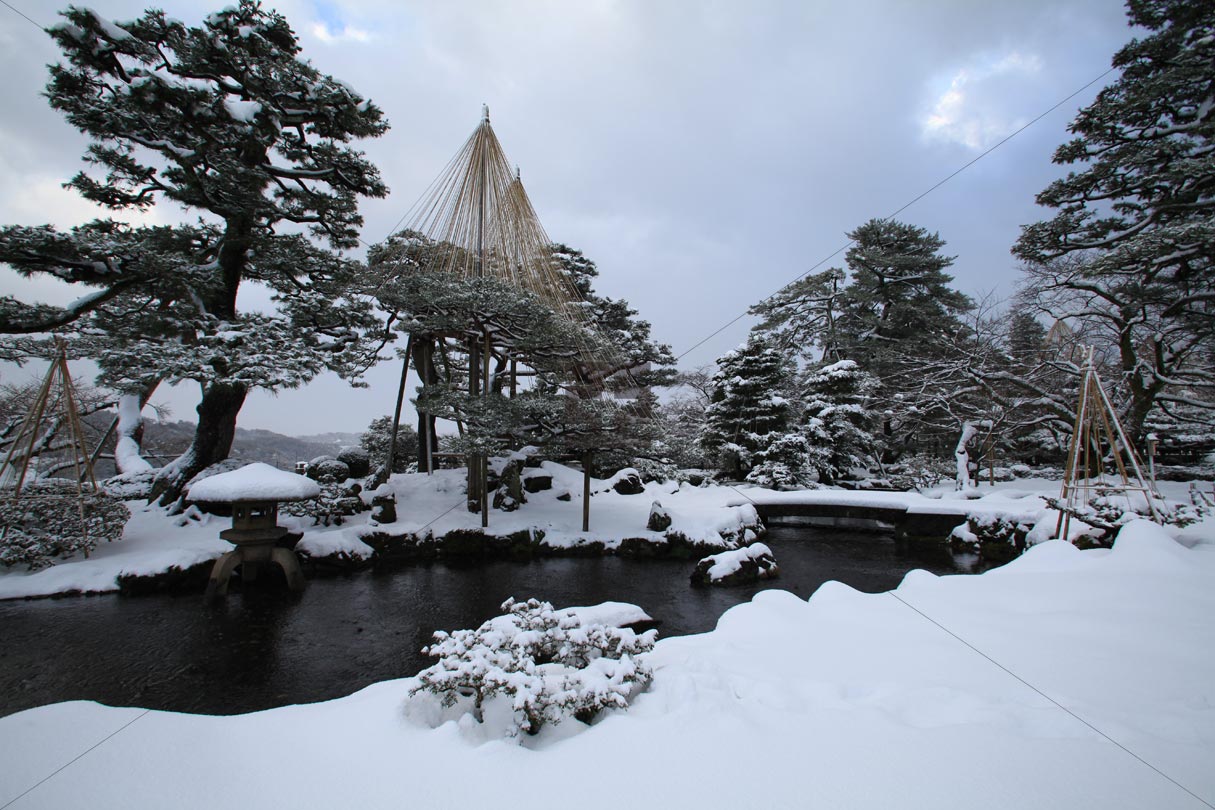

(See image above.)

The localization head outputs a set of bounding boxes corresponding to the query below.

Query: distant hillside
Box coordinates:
[129,421,360,472]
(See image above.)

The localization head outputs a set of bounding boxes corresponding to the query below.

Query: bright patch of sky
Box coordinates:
[921,51,1045,150]
[309,0,372,43]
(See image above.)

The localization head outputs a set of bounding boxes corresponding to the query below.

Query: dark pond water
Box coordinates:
[0,525,987,718]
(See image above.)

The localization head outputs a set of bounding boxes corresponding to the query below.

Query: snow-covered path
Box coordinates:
[2,519,1212,809]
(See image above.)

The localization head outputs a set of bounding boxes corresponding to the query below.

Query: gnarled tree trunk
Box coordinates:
[150,381,248,506]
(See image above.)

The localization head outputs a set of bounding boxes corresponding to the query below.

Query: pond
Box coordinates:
[0,525,988,718]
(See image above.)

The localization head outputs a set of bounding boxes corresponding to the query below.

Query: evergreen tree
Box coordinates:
[801,359,878,484]
[0,3,388,503]
[360,416,420,476]
[1013,0,1215,441]
[700,334,795,480]
[835,219,974,381]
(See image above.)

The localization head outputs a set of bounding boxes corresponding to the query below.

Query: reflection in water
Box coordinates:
[0,525,990,717]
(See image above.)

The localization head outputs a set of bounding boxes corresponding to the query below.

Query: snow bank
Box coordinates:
[186,462,320,503]
[1,518,1212,809]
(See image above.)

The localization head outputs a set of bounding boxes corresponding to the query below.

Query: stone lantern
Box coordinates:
[187,463,321,600]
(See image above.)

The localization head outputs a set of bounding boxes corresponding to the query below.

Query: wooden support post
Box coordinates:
[509,358,517,399]
[388,335,413,479]
[482,332,491,529]
[582,450,593,532]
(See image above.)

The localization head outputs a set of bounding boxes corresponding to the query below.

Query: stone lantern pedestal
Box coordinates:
[186,463,321,601]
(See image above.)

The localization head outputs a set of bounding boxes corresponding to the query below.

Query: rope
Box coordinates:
[888,592,1214,810]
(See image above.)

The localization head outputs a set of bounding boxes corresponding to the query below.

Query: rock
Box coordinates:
[556,491,572,502]
[690,543,779,586]
[522,474,553,493]
[492,460,526,512]
[371,493,397,523]
[609,468,644,495]
[647,500,671,532]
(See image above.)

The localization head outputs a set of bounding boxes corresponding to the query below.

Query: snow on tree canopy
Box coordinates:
[186,462,319,503]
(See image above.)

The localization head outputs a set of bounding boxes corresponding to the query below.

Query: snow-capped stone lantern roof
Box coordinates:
[186,462,320,504]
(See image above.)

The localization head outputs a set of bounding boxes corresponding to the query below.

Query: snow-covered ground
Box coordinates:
[1,517,1212,809]
[1,467,1208,601]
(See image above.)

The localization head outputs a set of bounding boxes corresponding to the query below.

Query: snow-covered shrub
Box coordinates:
[306,456,350,483]
[336,447,371,478]
[951,514,1033,560]
[0,481,130,569]
[630,455,679,484]
[283,481,361,527]
[103,469,158,500]
[409,598,656,738]
[1051,489,1205,536]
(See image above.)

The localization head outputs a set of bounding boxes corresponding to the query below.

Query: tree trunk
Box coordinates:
[150,381,248,506]
[412,338,438,472]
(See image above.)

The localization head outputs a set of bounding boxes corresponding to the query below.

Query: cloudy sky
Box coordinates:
[0,0,1134,436]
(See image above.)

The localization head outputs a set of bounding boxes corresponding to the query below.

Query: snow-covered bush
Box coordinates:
[102,469,157,500]
[409,598,656,738]
[1046,490,1205,541]
[0,481,130,569]
[306,456,350,483]
[283,481,362,527]
[336,447,371,478]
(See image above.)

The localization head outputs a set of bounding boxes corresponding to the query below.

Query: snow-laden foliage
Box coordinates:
[746,432,816,490]
[409,597,656,738]
[701,334,796,480]
[801,359,878,483]
[282,481,361,527]
[1046,489,1207,541]
[360,416,419,478]
[0,481,129,570]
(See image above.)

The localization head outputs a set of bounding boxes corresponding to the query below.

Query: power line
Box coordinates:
[889,592,1214,810]
[0,0,41,30]
[674,65,1118,363]
[0,709,151,810]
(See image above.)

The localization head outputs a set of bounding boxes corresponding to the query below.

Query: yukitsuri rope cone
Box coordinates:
[0,340,128,568]
[387,108,625,528]
[1054,345,1163,541]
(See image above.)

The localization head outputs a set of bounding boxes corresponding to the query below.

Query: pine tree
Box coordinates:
[0,3,388,503]
[1013,0,1215,441]
[801,359,878,484]
[836,219,974,380]
[700,334,795,480]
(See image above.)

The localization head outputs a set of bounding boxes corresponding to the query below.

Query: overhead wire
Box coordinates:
[673,64,1118,363]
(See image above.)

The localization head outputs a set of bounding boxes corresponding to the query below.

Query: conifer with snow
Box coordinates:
[1014,0,1215,441]
[0,3,388,504]
[802,359,878,484]
[700,334,796,481]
